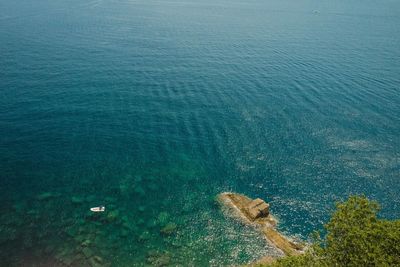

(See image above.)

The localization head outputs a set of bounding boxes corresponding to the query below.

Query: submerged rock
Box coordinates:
[120,229,129,237]
[107,210,119,222]
[134,175,142,183]
[119,184,129,195]
[65,226,79,238]
[82,247,94,258]
[0,226,17,244]
[86,195,96,202]
[148,182,158,191]
[122,221,137,232]
[147,175,156,181]
[55,245,74,262]
[61,255,75,266]
[105,197,116,203]
[134,186,146,197]
[81,239,92,247]
[12,202,26,214]
[72,196,85,204]
[157,212,170,225]
[217,192,305,257]
[139,231,151,242]
[36,192,58,201]
[27,209,38,216]
[88,255,104,267]
[160,223,177,236]
[146,219,158,229]
[121,215,129,226]
[146,250,171,267]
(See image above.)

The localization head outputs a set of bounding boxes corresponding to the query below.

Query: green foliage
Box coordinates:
[266,195,400,267]
[324,196,400,266]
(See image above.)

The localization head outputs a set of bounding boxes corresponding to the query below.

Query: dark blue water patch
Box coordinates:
[0,0,399,265]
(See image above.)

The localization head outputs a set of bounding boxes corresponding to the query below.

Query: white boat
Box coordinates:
[90,206,105,212]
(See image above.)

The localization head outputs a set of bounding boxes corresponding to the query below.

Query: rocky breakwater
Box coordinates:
[217,192,305,260]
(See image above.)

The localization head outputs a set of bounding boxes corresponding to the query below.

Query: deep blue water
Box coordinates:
[0,0,399,266]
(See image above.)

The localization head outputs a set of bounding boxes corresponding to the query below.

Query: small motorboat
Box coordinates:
[90,206,105,212]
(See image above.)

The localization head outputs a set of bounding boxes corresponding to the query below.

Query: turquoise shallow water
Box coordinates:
[0,0,400,265]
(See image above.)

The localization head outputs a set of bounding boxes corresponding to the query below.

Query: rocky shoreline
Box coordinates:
[217,192,306,265]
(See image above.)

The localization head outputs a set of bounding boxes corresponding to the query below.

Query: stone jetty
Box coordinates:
[217,192,305,258]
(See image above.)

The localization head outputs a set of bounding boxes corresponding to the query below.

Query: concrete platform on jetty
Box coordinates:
[217,192,305,259]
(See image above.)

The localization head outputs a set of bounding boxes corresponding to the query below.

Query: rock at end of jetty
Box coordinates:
[217,192,276,226]
[217,192,305,257]
[247,198,270,220]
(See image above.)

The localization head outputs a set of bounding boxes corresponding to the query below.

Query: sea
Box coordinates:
[0,0,399,266]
